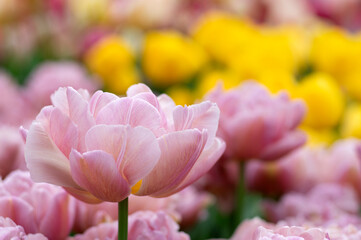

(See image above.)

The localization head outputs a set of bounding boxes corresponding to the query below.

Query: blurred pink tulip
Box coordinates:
[0,171,75,240]
[0,126,27,177]
[24,83,224,203]
[230,217,275,240]
[70,211,190,240]
[263,183,361,227]
[72,200,117,233]
[254,226,330,240]
[0,217,48,240]
[0,71,29,126]
[246,146,330,196]
[247,139,361,197]
[206,81,306,161]
[24,61,99,112]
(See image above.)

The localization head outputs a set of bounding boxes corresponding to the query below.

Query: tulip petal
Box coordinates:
[138,129,207,196]
[173,101,219,147]
[85,125,160,186]
[69,149,130,202]
[0,197,37,233]
[259,130,307,160]
[126,83,152,97]
[166,137,226,196]
[49,108,78,157]
[88,90,118,118]
[63,187,102,204]
[25,122,78,188]
[96,98,162,135]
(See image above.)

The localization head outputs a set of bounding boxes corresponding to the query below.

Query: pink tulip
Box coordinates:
[70,211,190,240]
[72,200,117,233]
[246,139,361,197]
[206,81,306,161]
[0,126,27,178]
[24,61,99,112]
[0,171,75,240]
[246,146,330,196]
[0,217,47,240]
[24,83,225,203]
[263,183,361,228]
[0,71,29,126]
[254,226,330,240]
[230,218,275,240]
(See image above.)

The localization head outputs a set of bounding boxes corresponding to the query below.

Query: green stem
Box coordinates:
[118,198,128,240]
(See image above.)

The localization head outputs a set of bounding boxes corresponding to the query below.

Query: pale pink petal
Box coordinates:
[69,149,131,202]
[25,122,78,188]
[85,125,160,186]
[0,197,37,233]
[167,137,226,196]
[50,88,69,115]
[38,190,75,240]
[126,83,152,97]
[64,88,95,152]
[63,187,102,204]
[157,94,176,130]
[88,90,118,118]
[259,130,307,160]
[138,129,207,196]
[173,101,219,147]
[19,126,28,143]
[49,108,78,157]
[96,98,162,135]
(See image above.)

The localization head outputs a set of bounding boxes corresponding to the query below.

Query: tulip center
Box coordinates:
[131,180,142,194]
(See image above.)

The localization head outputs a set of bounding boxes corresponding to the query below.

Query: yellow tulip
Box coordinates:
[165,86,195,106]
[193,12,258,65]
[301,126,336,146]
[296,72,345,128]
[195,69,241,98]
[143,31,207,87]
[341,103,361,138]
[68,0,110,26]
[311,28,361,80]
[256,70,296,95]
[84,36,139,94]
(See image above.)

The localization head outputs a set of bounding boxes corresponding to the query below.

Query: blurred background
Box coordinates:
[2,0,361,146]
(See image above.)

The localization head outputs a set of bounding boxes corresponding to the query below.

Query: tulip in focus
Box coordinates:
[206,81,306,161]
[70,211,190,240]
[0,171,75,239]
[23,83,225,203]
[0,217,47,240]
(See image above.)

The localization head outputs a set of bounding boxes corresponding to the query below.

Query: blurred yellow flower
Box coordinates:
[165,85,195,106]
[227,27,297,79]
[84,36,139,94]
[143,31,207,87]
[311,28,361,80]
[193,12,257,65]
[195,69,241,98]
[301,126,336,146]
[295,72,345,128]
[341,103,361,138]
[341,69,361,101]
[256,69,296,95]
